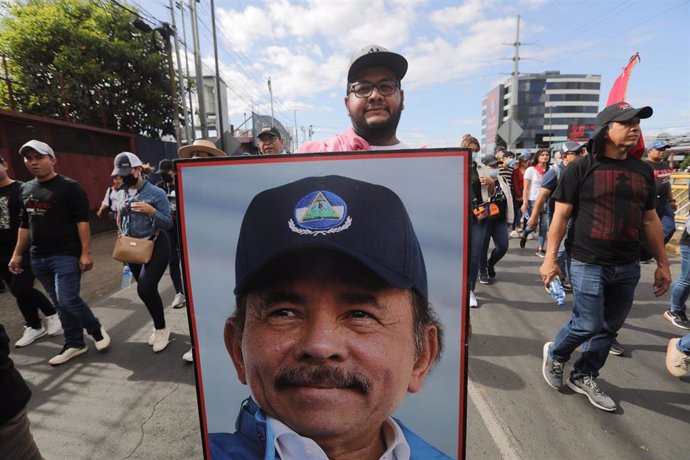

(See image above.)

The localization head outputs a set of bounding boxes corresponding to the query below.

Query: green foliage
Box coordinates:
[0,0,175,138]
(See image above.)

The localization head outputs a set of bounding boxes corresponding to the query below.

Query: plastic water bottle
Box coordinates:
[549,276,566,307]
[121,265,133,289]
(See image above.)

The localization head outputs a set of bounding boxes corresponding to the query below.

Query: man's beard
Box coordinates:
[349,105,403,145]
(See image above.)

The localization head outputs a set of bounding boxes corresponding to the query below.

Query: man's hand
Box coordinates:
[527,214,538,230]
[539,255,562,289]
[80,253,93,273]
[8,255,23,275]
[653,264,672,297]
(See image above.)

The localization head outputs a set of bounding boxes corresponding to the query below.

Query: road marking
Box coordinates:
[467,376,523,460]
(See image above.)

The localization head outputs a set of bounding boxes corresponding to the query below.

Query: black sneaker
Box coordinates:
[566,375,616,412]
[609,339,624,356]
[542,342,565,389]
[519,235,527,248]
[663,310,690,330]
[562,278,572,292]
[479,272,490,284]
[487,264,496,279]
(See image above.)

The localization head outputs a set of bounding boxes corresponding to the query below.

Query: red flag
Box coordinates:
[606,53,645,158]
[606,53,639,105]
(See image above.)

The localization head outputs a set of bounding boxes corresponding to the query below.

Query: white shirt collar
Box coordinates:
[267,415,410,460]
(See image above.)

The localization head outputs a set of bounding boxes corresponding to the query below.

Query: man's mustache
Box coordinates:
[365,104,389,113]
[274,365,372,394]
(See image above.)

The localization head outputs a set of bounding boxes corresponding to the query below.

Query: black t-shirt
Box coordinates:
[644,160,672,206]
[19,175,90,257]
[0,181,23,257]
[552,154,656,265]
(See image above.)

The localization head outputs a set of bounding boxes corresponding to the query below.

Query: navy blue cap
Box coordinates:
[234,175,428,299]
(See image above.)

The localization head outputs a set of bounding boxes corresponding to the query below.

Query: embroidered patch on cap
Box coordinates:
[288,190,352,235]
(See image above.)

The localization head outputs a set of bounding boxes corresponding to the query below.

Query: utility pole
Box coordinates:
[293,109,299,151]
[190,0,208,138]
[169,0,191,144]
[508,15,521,150]
[179,1,195,138]
[268,76,274,127]
[210,0,224,152]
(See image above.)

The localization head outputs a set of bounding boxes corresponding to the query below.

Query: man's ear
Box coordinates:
[407,325,439,393]
[224,318,247,384]
[400,89,404,111]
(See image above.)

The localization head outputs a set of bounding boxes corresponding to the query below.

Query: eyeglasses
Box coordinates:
[348,80,399,98]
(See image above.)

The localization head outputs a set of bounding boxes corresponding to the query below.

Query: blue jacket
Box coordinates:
[209,398,453,460]
[117,180,172,238]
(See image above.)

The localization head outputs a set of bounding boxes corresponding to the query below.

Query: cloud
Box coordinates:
[405,17,516,86]
[429,0,492,29]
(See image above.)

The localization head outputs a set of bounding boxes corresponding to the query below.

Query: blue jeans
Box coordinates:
[670,245,690,314]
[557,218,573,281]
[678,334,690,354]
[31,255,101,348]
[470,219,487,291]
[522,200,548,249]
[480,218,509,274]
[657,203,675,244]
[550,258,640,379]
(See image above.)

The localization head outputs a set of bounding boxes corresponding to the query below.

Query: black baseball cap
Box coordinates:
[157,159,173,173]
[481,154,500,166]
[257,127,281,140]
[595,101,653,127]
[234,175,428,299]
[347,44,408,83]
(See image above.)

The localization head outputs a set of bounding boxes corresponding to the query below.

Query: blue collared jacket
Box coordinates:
[209,398,453,460]
[117,180,172,238]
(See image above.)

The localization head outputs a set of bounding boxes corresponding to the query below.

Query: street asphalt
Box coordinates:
[2,230,688,459]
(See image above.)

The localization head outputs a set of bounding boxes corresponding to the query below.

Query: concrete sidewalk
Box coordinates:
[0,231,202,460]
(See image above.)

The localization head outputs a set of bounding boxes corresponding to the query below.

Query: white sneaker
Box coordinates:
[45,314,63,336]
[147,328,156,346]
[171,292,186,309]
[15,326,47,347]
[152,327,171,352]
[469,291,479,308]
[48,345,88,366]
[91,327,111,352]
[182,347,193,362]
[509,230,520,238]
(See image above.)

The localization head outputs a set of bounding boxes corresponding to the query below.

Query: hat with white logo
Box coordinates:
[234,175,427,299]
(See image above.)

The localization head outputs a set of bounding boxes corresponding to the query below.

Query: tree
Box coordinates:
[0,0,176,138]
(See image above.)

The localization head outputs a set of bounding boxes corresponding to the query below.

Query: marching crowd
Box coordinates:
[1,43,689,459]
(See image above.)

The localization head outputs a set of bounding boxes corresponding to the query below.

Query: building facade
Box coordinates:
[481,71,601,152]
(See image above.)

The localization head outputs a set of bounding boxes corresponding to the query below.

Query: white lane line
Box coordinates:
[467,377,523,460]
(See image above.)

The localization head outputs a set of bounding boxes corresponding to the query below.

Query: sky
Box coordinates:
[141,0,690,149]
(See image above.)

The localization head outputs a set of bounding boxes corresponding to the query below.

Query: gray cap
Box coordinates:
[19,140,55,158]
[111,152,143,177]
[347,44,408,82]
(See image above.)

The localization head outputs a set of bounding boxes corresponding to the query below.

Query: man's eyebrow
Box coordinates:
[339,292,385,309]
[254,291,304,309]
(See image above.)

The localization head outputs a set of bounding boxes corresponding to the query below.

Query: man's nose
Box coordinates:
[368,87,385,101]
[294,316,347,362]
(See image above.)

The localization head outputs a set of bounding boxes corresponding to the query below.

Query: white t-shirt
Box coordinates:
[268,415,411,460]
[369,142,411,150]
[524,165,545,201]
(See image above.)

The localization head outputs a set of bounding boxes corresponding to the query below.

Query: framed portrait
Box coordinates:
[176,149,470,458]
